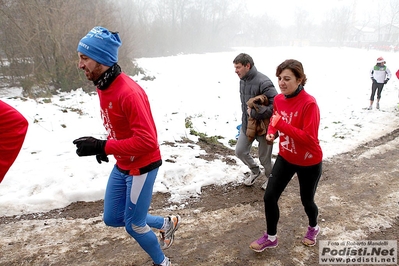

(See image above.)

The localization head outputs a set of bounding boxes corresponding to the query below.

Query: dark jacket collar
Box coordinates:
[242,66,257,81]
[285,85,304,98]
[94,64,122,90]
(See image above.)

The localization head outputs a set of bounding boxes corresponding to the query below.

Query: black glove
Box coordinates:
[371,78,377,83]
[72,136,106,157]
[384,78,389,84]
[96,154,109,164]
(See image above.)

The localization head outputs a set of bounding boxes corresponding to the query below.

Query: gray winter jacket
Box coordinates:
[239,66,278,135]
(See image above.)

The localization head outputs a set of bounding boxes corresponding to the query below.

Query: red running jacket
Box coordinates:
[267,89,323,166]
[98,73,161,175]
[0,100,28,182]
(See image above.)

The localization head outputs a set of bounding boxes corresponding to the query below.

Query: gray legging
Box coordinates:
[263,155,322,235]
[370,82,385,101]
[235,128,273,176]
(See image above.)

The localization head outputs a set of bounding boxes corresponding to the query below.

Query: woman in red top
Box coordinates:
[250,59,323,252]
[0,100,28,183]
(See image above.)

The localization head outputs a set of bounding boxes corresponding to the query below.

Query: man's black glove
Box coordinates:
[96,154,109,164]
[384,78,389,84]
[72,136,106,157]
[371,78,377,83]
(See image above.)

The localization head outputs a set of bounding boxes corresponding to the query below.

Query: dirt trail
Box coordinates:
[1,129,399,266]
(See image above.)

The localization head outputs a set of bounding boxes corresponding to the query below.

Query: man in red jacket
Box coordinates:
[0,100,28,183]
[73,26,179,266]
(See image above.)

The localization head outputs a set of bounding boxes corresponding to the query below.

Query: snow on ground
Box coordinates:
[1,46,399,217]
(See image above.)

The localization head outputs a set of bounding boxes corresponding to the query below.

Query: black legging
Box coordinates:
[370,82,385,101]
[263,155,322,235]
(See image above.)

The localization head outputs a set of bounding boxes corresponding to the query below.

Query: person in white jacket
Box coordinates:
[369,57,391,110]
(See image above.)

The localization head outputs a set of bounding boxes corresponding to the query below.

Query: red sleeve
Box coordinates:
[267,124,278,135]
[0,100,28,182]
[273,102,320,146]
[267,99,279,135]
[105,92,159,156]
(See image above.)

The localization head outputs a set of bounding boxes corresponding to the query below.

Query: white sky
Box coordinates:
[1,46,399,216]
[245,0,379,26]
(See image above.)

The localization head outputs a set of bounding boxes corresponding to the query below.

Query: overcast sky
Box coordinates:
[245,0,383,26]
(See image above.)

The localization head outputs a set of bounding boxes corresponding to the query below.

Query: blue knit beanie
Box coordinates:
[77,26,122,67]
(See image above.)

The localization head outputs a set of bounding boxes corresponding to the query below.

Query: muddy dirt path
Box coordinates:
[1,129,399,266]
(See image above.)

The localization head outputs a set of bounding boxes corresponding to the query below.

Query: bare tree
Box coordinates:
[5,0,398,97]
[319,6,352,45]
[0,0,116,95]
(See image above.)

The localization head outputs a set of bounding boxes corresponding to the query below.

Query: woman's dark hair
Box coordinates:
[276,59,307,86]
[233,53,254,68]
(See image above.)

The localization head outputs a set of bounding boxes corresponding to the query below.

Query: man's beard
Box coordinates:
[86,64,103,81]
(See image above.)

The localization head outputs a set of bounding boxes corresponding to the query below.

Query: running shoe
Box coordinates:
[302,226,320,246]
[243,170,261,186]
[152,256,171,266]
[159,215,181,249]
[249,233,278,252]
[261,179,268,190]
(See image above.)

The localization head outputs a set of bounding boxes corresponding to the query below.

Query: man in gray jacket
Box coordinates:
[233,53,278,188]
